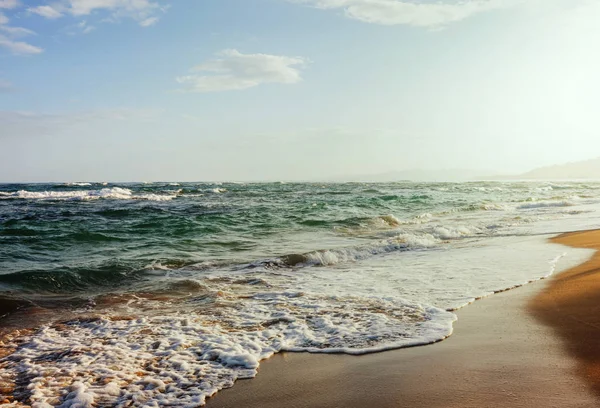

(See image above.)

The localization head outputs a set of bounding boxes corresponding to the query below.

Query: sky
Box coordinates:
[1,0,600,182]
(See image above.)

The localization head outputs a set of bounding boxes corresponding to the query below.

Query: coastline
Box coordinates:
[207,232,600,408]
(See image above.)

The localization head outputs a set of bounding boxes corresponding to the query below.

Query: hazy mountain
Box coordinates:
[489,158,600,180]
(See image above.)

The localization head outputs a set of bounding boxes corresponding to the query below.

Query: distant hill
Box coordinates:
[323,158,600,182]
[489,158,600,180]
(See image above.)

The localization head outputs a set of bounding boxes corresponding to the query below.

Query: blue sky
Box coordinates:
[1,0,600,181]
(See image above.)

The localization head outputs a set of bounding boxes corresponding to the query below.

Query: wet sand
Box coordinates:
[207,233,600,408]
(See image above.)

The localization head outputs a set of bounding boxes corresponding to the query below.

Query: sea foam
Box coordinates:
[0,188,177,201]
[1,291,453,407]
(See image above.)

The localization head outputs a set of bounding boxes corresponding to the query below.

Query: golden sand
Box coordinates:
[530,229,600,398]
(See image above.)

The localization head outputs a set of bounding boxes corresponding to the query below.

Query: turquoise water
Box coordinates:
[0,181,598,406]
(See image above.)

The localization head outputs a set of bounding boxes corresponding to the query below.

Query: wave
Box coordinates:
[0,295,35,318]
[0,263,149,293]
[435,202,509,215]
[378,214,401,227]
[248,233,440,269]
[0,188,177,201]
[0,258,225,295]
[517,201,574,209]
[0,232,443,294]
[334,214,403,231]
[0,290,454,407]
[62,182,93,187]
[431,225,482,239]
[0,219,501,295]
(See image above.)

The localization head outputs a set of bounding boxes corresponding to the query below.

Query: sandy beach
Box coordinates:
[531,230,600,399]
[207,231,600,408]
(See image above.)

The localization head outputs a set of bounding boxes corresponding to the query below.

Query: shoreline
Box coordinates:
[207,232,600,408]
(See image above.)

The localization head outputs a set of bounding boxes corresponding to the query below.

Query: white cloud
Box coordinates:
[0,0,19,9]
[72,19,95,34]
[0,13,42,54]
[68,0,158,17]
[0,24,35,37]
[29,5,64,19]
[139,16,158,26]
[3,1,166,53]
[0,35,43,54]
[176,49,308,93]
[30,0,166,26]
[292,0,505,27]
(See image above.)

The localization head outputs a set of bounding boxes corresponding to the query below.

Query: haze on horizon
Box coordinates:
[1,0,600,182]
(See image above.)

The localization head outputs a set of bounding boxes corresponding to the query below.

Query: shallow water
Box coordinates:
[1,181,599,406]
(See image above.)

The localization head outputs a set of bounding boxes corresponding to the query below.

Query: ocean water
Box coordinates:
[1,181,599,406]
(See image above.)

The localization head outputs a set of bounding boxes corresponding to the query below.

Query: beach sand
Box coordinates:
[207,232,600,408]
[531,230,600,399]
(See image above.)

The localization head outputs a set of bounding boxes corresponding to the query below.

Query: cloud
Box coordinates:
[68,0,157,16]
[0,0,19,9]
[0,35,43,54]
[28,5,63,19]
[292,0,504,27]
[139,16,158,26]
[176,49,308,93]
[29,0,166,26]
[0,24,35,37]
[0,13,42,54]
[69,19,95,34]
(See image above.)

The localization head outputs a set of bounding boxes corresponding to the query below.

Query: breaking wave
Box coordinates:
[0,187,177,201]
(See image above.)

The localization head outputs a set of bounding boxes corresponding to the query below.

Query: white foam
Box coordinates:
[432,225,479,239]
[1,293,454,407]
[284,233,439,267]
[137,193,176,201]
[63,182,92,187]
[0,188,177,202]
[378,214,401,227]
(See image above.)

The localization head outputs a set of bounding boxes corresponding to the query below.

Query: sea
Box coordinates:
[1,181,599,407]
